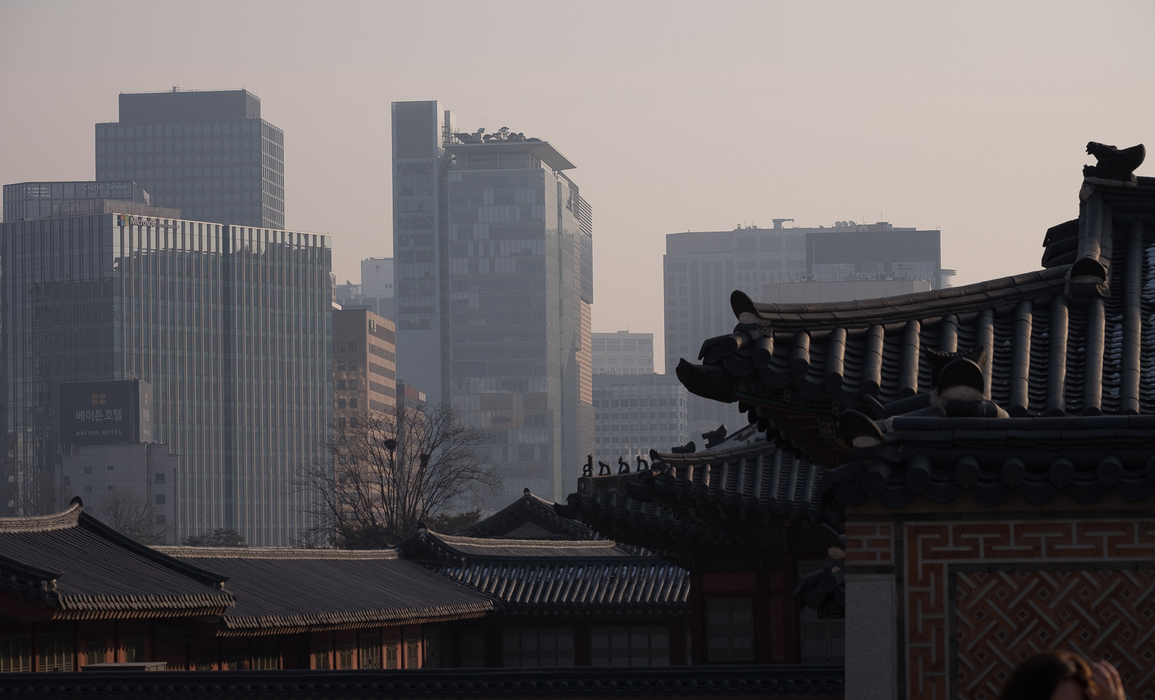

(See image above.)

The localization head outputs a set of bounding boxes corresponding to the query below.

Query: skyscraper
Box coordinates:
[391,101,594,505]
[95,89,285,229]
[664,221,942,432]
[0,206,332,545]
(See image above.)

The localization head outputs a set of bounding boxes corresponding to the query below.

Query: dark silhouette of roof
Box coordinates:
[672,145,1155,510]
[454,488,596,540]
[398,530,688,613]
[565,428,833,566]
[160,547,493,634]
[0,503,232,618]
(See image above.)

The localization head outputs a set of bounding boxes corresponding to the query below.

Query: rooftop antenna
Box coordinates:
[172,85,179,92]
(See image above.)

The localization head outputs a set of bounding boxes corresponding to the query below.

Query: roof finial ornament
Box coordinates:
[1083,142,1145,183]
[69,496,83,509]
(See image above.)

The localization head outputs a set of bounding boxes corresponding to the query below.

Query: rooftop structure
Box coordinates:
[2,181,161,223]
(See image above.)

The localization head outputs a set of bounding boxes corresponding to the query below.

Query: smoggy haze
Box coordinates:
[2,0,1153,372]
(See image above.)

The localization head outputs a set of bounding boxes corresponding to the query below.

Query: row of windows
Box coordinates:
[592,398,686,408]
[97,153,266,169]
[97,122,272,139]
[98,138,264,154]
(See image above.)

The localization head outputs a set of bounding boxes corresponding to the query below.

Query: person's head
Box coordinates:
[999,653,1094,700]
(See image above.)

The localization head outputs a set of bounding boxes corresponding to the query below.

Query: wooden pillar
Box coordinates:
[689,570,706,665]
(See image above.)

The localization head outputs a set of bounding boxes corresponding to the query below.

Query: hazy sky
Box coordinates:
[3,1,1153,372]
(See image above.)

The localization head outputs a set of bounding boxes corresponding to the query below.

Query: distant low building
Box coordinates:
[592,331,654,376]
[333,309,397,422]
[759,279,930,304]
[593,374,688,468]
[664,219,943,433]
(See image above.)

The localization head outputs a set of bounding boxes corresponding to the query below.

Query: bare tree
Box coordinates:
[298,404,499,548]
[98,490,169,545]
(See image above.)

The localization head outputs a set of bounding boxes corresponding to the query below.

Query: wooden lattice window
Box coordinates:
[706,598,754,662]
[39,632,73,672]
[590,625,670,667]
[84,639,107,666]
[358,633,381,670]
[0,635,31,673]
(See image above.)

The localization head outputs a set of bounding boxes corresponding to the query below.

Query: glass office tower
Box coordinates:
[95,89,285,229]
[392,102,594,505]
[0,210,331,545]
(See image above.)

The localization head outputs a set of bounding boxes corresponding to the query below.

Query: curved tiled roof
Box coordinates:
[675,167,1155,513]
[455,489,595,540]
[641,439,825,518]
[167,548,493,634]
[403,531,631,563]
[399,530,687,614]
[568,434,836,563]
[0,504,232,618]
[828,414,1155,508]
[439,559,689,612]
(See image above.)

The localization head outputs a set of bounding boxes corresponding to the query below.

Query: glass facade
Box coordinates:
[0,212,331,545]
[94,90,285,229]
[392,101,453,403]
[392,101,594,506]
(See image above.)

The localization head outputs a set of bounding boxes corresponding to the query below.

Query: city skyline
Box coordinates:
[4,2,1152,373]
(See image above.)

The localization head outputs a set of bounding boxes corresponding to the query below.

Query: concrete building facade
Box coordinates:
[391,101,593,505]
[592,374,688,468]
[333,309,397,422]
[592,331,654,376]
[95,89,285,229]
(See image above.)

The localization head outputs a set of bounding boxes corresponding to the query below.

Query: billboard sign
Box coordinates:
[59,380,154,445]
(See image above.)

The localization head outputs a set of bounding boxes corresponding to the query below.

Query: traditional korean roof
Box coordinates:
[675,143,1155,510]
[160,547,493,635]
[400,531,632,563]
[455,488,596,540]
[566,428,834,565]
[0,502,232,619]
[398,530,689,614]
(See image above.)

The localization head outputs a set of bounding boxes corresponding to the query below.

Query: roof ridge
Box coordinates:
[157,546,400,560]
[652,439,781,464]
[432,532,621,550]
[731,267,1069,330]
[0,503,81,533]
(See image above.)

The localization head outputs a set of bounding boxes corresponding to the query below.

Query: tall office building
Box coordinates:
[392,101,594,505]
[0,206,331,545]
[95,89,285,229]
[664,221,941,431]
